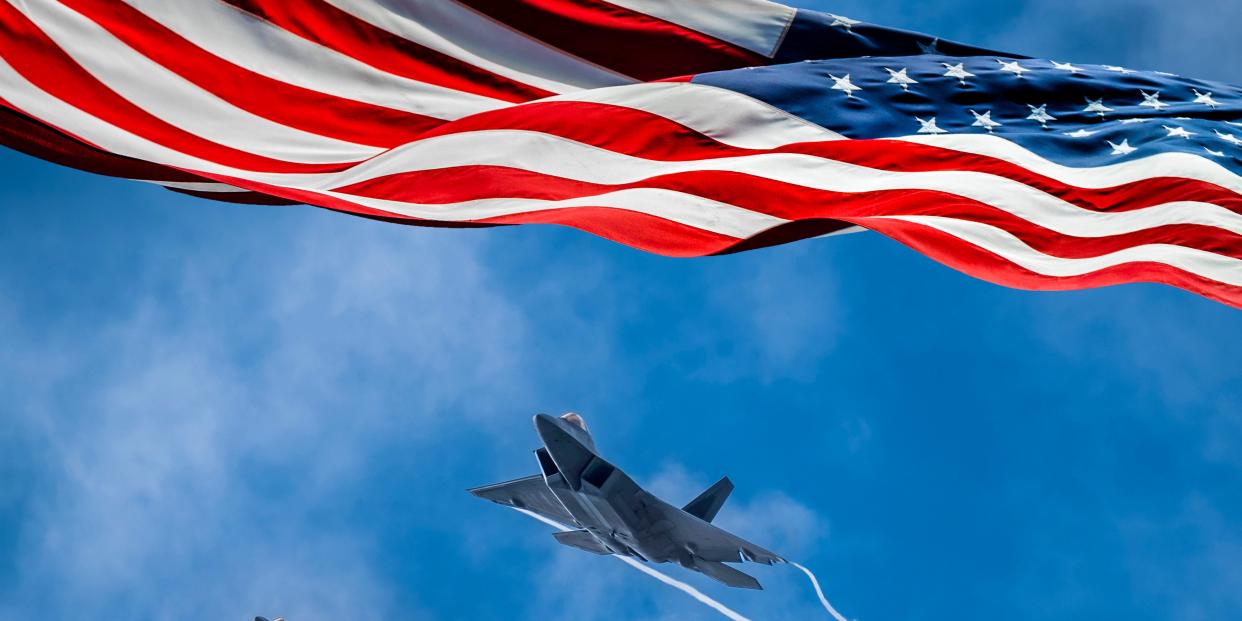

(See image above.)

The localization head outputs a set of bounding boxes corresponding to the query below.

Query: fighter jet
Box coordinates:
[469,413,783,589]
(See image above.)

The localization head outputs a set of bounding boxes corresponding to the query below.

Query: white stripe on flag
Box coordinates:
[883,215,1242,286]
[18,0,383,164]
[324,0,633,92]
[120,0,508,119]
[606,0,796,57]
[558,82,844,148]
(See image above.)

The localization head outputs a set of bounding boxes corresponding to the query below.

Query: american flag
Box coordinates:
[1,1,1239,308]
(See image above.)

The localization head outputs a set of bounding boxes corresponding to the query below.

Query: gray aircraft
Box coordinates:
[469,413,783,589]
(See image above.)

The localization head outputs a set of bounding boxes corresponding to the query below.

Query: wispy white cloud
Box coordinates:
[0,214,555,620]
[673,244,844,384]
[1118,494,1242,621]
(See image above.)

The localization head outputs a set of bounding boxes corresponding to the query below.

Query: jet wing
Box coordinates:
[651,495,784,565]
[469,475,576,528]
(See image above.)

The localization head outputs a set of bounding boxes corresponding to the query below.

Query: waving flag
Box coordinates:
[0,1,1239,308]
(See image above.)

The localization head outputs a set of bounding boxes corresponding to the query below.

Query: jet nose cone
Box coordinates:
[533,413,594,491]
[534,413,572,445]
[533,413,561,439]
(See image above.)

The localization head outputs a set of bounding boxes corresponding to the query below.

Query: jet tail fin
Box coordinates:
[682,477,734,523]
[691,557,762,590]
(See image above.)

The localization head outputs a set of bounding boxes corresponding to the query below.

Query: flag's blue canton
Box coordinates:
[773,11,1013,65]
[695,54,1242,170]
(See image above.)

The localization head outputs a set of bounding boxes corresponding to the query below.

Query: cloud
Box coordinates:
[1118,494,1242,621]
[1029,290,1242,470]
[670,244,844,384]
[0,212,548,621]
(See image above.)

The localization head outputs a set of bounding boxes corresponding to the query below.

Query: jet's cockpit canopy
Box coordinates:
[561,412,587,431]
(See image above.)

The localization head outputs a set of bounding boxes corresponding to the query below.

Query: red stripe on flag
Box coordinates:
[186,169,747,256]
[0,1,357,174]
[413,101,1242,216]
[59,0,443,148]
[784,140,1242,217]
[455,0,767,80]
[335,165,1242,260]
[135,164,1242,308]
[218,0,554,103]
[484,205,744,256]
[860,216,1242,309]
[0,101,204,182]
[165,187,300,205]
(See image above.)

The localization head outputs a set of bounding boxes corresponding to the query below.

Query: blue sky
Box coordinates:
[1,1,1241,620]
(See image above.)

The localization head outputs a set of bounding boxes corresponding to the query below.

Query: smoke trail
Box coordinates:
[512,508,754,621]
[786,561,850,621]
[511,507,853,621]
[612,555,752,621]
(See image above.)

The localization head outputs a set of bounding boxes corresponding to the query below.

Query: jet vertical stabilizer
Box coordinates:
[682,477,734,523]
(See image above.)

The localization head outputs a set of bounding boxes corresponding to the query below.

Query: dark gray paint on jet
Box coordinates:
[469,413,783,589]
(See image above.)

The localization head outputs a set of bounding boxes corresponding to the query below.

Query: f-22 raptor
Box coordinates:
[470,413,783,589]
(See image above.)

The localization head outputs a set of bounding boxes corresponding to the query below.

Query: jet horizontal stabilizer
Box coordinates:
[553,530,613,555]
[682,477,734,523]
[691,557,763,590]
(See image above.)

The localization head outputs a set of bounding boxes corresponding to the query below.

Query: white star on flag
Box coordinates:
[829,74,862,97]
[997,59,1030,76]
[1084,98,1114,117]
[1051,60,1082,73]
[1215,129,1242,146]
[1205,147,1226,157]
[970,110,1002,132]
[1192,89,1220,108]
[1105,65,1136,74]
[1066,129,1098,138]
[1163,125,1195,139]
[916,116,948,134]
[885,67,918,90]
[827,14,860,30]
[1108,139,1137,155]
[1027,104,1056,127]
[1140,91,1169,110]
[942,62,975,85]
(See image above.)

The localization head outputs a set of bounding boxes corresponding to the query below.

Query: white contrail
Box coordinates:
[612,555,752,621]
[786,561,850,621]
[512,507,853,621]
[512,508,754,621]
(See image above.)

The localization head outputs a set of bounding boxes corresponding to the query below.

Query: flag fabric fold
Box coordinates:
[0,0,1239,307]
